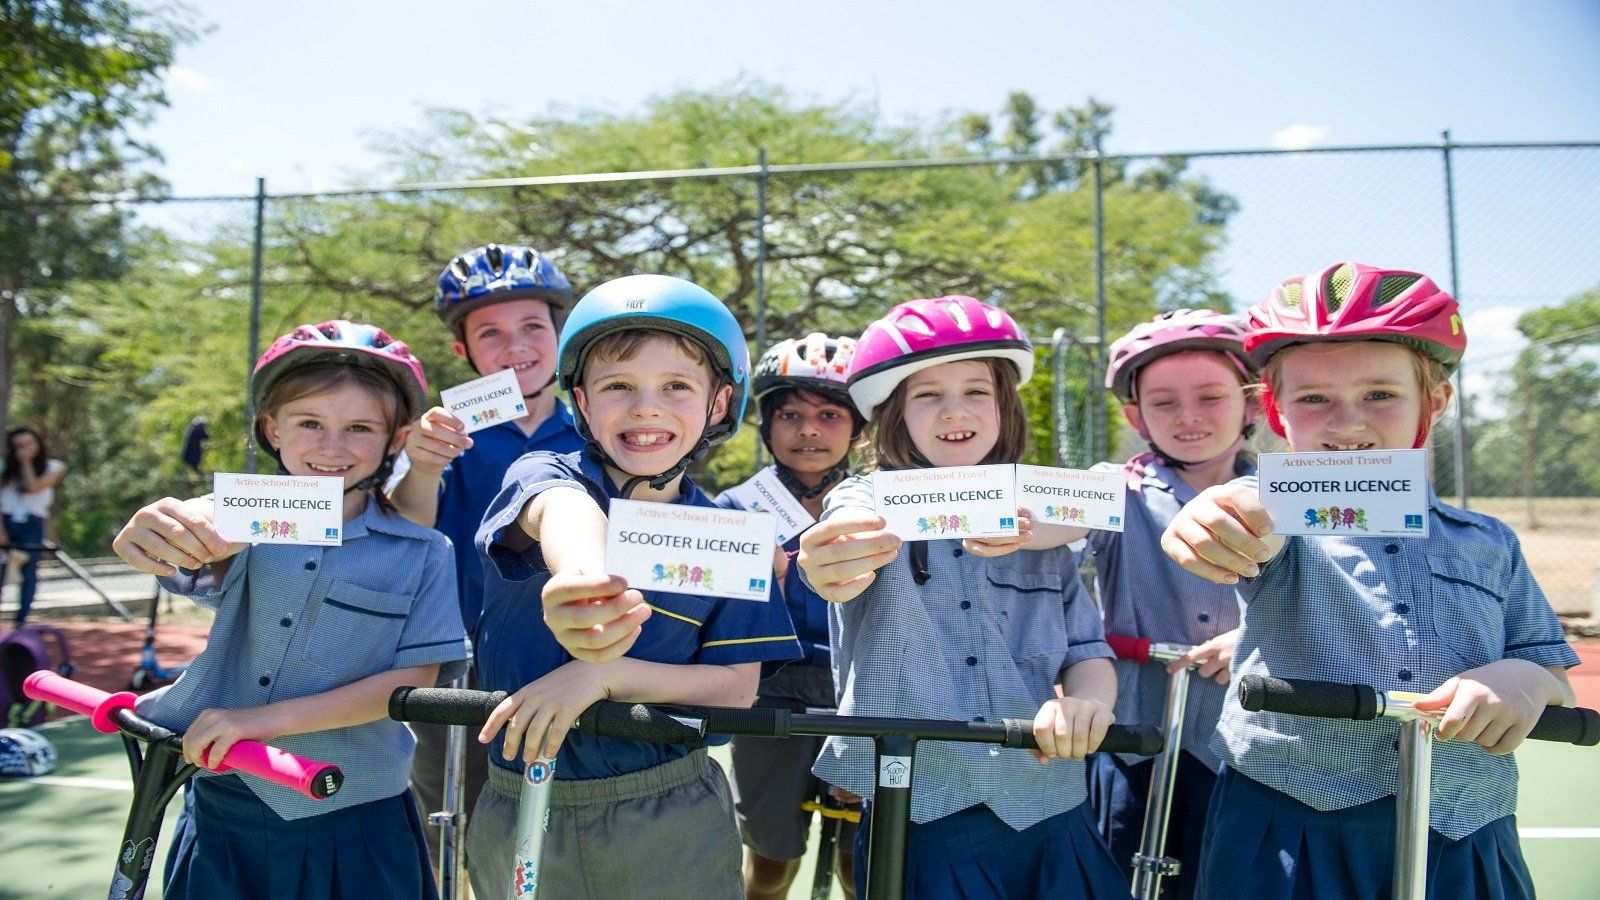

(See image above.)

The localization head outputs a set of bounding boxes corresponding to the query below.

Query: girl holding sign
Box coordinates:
[1084,309,1261,898]
[1161,263,1578,900]
[716,333,866,900]
[799,296,1127,900]
[111,320,468,900]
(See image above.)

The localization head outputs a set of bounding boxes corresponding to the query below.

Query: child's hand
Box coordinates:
[480,660,611,764]
[1032,696,1114,763]
[1168,629,1238,685]
[1412,659,1568,755]
[797,510,902,604]
[112,497,242,577]
[183,706,282,770]
[403,406,473,475]
[541,570,651,663]
[1160,483,1281,584]
[961,508,1036,559]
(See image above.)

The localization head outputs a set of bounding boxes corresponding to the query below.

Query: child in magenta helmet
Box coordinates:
[1162,263,1579,900]
[112,320,467,900]
[798,296,1128,900]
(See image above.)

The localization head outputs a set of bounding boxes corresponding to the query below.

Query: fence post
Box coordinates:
[1439,130,1470,507]
[754,148,769,469]
[245,176,266,474]
[1052,328,1067,467]
[1092,134,1108,462]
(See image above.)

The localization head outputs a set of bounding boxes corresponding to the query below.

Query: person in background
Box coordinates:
[1,427,67,627]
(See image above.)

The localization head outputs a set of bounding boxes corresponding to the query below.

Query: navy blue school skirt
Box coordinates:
[853,799,1131,899]
[164,774,438,900]
[1196,767,1534,900]
[1087,750,1217,900]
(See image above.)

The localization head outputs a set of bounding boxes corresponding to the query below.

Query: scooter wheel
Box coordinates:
[129,669,149,692]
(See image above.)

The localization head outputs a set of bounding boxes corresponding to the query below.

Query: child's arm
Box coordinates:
[525,486,654,663]
[1412,660,1575,756]
[387,407,473,527]
[181,663,440,770]
[18,459,65,494]
[1032,657,1117,763]
[796,510,902,603]
[1160,483,1284,584]
[112,496,243,579]
[481,658,760,766]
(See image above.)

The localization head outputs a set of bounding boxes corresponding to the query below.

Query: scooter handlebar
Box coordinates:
[24,671,342,799]
[1105,634,1152,664]
[387,688,708,746]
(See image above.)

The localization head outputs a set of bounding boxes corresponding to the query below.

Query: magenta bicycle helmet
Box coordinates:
[847,297,1033,419]
[1106,309,1255,404]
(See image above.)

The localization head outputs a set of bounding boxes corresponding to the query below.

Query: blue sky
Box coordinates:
[139,0,1600,404]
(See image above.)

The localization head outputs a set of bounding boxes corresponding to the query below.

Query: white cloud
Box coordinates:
[1270,124,1331,151]
[1460,305,1528,417]
[168,66,211,94]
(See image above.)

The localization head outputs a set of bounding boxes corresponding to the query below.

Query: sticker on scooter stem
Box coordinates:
[524,759,554,785]
[878,755,912,788]
[515,858,538,896]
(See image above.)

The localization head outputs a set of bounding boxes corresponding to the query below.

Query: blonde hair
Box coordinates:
[1260,342,1449,398]
[865,358,1029,472]
[258,362,409,511]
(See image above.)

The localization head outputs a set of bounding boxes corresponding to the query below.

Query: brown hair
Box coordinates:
[865,358,1029,471]
[257,362,410,512]
[581,329,713,385]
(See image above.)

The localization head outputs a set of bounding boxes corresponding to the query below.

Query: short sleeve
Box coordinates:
[158,550,248,612]
[695,592,803,667]
[475,452,595,583]
[1061,573,1113,668]
[394,534,470,680]
[819,475,873,521]
[1498,524,1581,670]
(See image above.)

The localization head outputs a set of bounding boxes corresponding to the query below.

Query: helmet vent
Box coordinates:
[1280,282,1302,308]
[897,315,933,337]
[1325,264,1356,313]
[941,299,972,331]
[484,244,503,271]
[1375,275,1420,307]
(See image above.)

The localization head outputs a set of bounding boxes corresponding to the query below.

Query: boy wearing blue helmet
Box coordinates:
[467,275,802,900]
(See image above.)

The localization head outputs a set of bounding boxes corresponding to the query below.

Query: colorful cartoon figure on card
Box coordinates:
[651,563,667,583]
[690,566,703,586]
[701,568,714,591]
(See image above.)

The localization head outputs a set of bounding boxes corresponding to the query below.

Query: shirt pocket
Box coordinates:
[985,567,1069,674]
[304,580,411,679]
[1427,554,1506,672]
[633,592,714,664]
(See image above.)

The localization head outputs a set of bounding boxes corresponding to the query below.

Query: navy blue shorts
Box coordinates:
[1086,750,1217,900]
[1197,767,1534,900]
[853,800,1130,899]
[164,774,438,900]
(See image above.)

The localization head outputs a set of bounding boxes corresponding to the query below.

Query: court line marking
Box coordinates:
[1518,828,1600,839]
[3,775,130,791]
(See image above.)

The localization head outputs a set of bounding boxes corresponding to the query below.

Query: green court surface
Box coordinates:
[1,720,1594,899]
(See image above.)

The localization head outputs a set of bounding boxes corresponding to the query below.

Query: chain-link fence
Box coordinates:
[7,139,1598,616]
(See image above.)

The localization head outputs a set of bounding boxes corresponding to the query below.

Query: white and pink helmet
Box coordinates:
[847,296,1033,419]
[1105,308,1255,404]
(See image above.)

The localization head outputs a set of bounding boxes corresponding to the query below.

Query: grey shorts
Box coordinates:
[730,664,860,861]
[466,748,742,900]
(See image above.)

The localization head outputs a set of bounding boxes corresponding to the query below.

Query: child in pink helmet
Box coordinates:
[1162,263,1578,900]
[111,320,467,900]
[798,296,1128,899]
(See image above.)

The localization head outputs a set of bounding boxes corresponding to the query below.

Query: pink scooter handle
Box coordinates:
[1106,634,1152,664]
[24,671,342,800]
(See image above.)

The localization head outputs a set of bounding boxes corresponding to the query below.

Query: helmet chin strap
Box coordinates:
[595,389,725,501]
[773,458,848,500]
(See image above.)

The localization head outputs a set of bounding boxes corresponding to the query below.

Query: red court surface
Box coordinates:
[31,620,212,707]
[1570,641,1600,708]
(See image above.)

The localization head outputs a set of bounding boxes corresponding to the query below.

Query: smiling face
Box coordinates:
[897,360,1002,468]
[1271,341,1451,451]
[573,333,732,483]
[261,380,406,489]
[766,389,855,478]
[454,298,559,395]
[1124,351,1250,464]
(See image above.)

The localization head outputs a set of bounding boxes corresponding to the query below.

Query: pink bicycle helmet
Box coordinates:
[847,296,1033,419]
[1105,309,1256,403]
[252,320,429,462]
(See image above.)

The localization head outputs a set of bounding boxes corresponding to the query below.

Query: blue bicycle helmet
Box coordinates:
[0,728,56,778]
[558,275,750,494]
[434,243,573,336]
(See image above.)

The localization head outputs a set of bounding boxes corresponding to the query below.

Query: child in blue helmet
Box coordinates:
[386,244,585,872]
[466,275,802,900]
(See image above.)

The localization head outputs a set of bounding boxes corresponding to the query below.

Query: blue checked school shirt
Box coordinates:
[1086,456,1255,772]
[810,475,1114,831]
[1215,482,1581,840]
[475,449,803,780]
[137,497,469,821]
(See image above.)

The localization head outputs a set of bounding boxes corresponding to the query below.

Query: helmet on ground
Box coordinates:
[434,243,573,335]
[847,297,1033,420]
[1106,309,1256,403]
[0,728,56,778]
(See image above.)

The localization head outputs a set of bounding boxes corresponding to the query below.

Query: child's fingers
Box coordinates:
[539,710,577,761]
[813,548,899,590]
[1031,708,1061,764]
[481,693,523,748]
[561,605,651,663]
[162,500,231,559]
[802,530,901,569]
[1083,704,1113,756]
[1484,717,1535,756]
[207,734,240,770]
[543,573,630,609]
[1159,525,1246,584]
[521,705,558,766]
[801,511,887,548]
[544,590,642,632]
[112,536,179,576]
[1436,690,1483,743]
[816,570,878,604]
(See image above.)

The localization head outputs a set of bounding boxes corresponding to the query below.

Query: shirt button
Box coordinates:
[1394,603,1410,615]
[952,547,963,557]
[280,616,293,627]
[1384,544,1400,555]
[1397,669,1413,682]
[960,600,972,610]
[1198,613,1211,623]
[305,560,318,570]
[965,656,978,667]
[259,676,271,687]
[973,715,986,723]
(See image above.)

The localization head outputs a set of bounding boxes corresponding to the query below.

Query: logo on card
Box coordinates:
[1042,506,1088,524]
[324,527,339,540]
[1404,514,1424,530]
[513,402,526,413]
[651,563,714,591]
[1109,515,1122,526]
[999,516,1015,528]
[915,514,971,536]
[1301,506,1370,531]
[249,520,300,539]
[748,577,767,591]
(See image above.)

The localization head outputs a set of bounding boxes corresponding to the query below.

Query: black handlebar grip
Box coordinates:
[994,719,1164,757]
[575,701,707,745]
[690,705,788,738]
[1238,676,1379,721]
[1527,705,1600,746]
[388,686,508,726]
